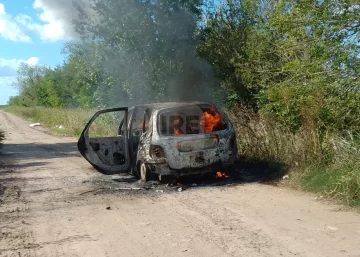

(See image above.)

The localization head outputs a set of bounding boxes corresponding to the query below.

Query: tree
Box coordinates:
[67,0,214,107]
[197,0,360,132]
[13,63,48,107]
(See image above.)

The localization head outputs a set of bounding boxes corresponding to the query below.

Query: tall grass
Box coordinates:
[3,106,124,138]
[227,105,360,206]
[3,106,97,137]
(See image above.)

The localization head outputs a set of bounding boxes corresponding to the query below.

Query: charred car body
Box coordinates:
[78,102,237,182]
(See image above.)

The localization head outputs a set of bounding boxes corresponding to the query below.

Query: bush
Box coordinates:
[227,104,360,206]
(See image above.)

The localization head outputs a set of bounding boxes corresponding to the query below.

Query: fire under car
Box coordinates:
[77,102,238,182]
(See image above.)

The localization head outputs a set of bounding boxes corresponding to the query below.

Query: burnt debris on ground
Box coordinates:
[80,159,288,196]
[236,159,289,184]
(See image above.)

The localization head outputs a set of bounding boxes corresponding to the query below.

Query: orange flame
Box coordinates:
[173,115,184,136]
[200,107,221,133]
[216,171,230,178]
[174,128,184,136]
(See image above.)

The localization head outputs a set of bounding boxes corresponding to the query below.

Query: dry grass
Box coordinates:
[227,105,322,166]
[3,106,97,137]
[227,105,360,206]
[3,106,124,138]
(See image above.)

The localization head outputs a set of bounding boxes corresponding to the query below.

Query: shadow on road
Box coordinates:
[1,162,49,171]
[236,159,289,184]
[93,158,290,194]
[113,177,139,183]
[0,142,80,163]
[0,140,289,195]
[0,142,80,178]
[169,159,288,190]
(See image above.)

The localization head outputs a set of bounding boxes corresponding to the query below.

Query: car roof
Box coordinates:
[131,101,213,111]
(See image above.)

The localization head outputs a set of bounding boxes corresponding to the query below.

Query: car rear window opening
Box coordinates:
[158,105,227,136]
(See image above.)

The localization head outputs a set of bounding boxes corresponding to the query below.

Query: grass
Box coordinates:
[227,104,360,207]
[300,163,360,207]
[2,106,124,138]
[3,105,360,207]
[3,106,97,137]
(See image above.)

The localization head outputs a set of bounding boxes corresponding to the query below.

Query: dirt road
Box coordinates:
[0,110,359,257]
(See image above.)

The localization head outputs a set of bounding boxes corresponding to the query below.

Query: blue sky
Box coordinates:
[0,0,68,105]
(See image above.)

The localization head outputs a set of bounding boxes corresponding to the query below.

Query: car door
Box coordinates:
[136,108,152,162]
[129,107,146,159]
[77,107,130,175]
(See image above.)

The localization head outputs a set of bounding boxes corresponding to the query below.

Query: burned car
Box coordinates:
[78,102,237,182]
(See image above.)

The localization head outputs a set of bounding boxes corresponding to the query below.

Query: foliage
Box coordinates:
[10,0,360,133]
[198,0,360,133]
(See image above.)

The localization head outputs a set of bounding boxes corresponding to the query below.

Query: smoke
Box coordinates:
[35,0,216,106]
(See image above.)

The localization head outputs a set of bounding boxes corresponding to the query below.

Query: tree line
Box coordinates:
[9,0,360,134]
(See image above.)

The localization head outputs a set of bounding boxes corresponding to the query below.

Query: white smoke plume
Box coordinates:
[33,0,215,105]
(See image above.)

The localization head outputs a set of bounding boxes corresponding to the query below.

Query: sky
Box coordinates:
[0,0,71,105]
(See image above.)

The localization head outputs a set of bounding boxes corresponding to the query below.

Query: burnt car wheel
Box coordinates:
[140,162,149,182]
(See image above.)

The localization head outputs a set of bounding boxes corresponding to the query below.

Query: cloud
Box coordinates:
[0,76,18,105]
[31,0,91,41]
[0,56,39,104]
[0,1,87,43]
[14,14,42,33]
[32,0,69,41]
[0,57,39,76]
[0,3,4,15]
[0,3,32,42]
[26,57,40,66]
[13,13,67,42]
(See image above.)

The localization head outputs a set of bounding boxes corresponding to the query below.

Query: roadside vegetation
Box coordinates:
[3,106,95,137]
[4,0,360,206]
[3,106,123,138]
[228,106,360,207]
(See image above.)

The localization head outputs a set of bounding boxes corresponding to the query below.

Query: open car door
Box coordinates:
[77,107,130,175]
